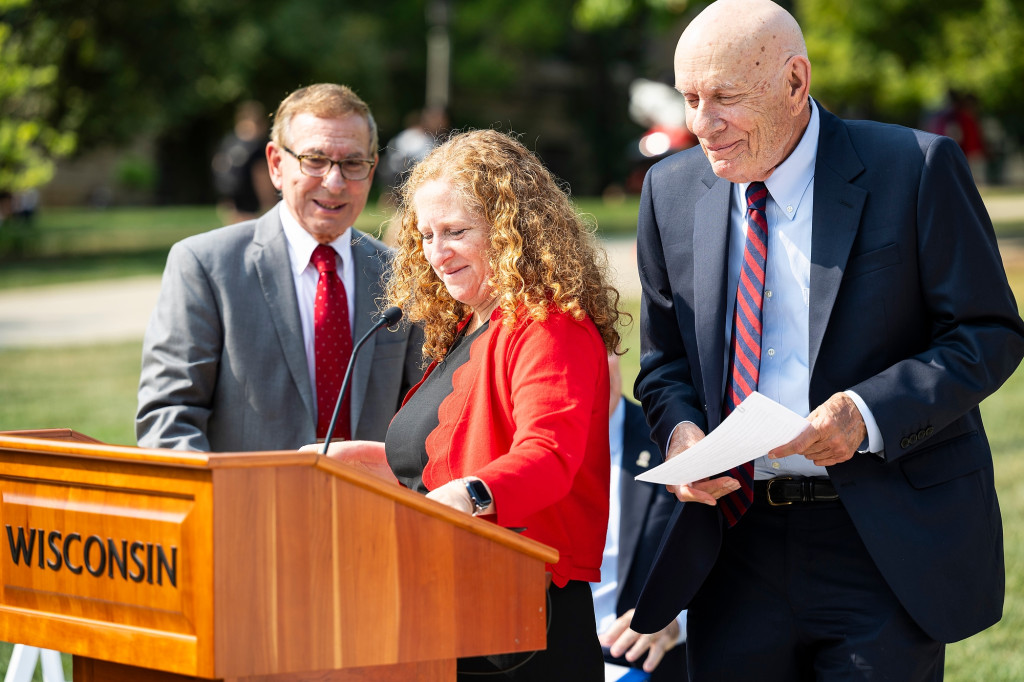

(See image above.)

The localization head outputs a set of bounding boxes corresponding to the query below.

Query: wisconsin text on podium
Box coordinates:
[5,524,178,587]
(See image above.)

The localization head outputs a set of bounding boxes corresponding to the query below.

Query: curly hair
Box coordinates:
[386,129,624,362]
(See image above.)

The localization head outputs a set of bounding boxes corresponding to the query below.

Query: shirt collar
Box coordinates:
[751,98,819,223]
[279,202,354,275]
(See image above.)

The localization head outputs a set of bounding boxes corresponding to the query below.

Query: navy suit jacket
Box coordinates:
[616,399,677,617]
[632,105,1024,643]
[614,399,686,681]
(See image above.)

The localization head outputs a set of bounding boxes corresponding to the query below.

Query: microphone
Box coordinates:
[320,306,404,454]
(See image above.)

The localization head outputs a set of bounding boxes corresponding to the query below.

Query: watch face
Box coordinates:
[466,479,492,510]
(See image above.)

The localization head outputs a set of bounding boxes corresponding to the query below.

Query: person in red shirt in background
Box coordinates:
[931,89,988,182]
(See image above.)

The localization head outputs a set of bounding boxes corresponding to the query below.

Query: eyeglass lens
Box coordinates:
[301,156,373,180]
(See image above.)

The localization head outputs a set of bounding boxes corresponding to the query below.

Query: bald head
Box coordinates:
[673,0,811,183]
[677,0,806,73]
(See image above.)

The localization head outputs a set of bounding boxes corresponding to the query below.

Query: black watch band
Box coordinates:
[464,478,492,516]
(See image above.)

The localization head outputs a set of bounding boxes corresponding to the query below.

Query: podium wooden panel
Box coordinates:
[0,430,558,681]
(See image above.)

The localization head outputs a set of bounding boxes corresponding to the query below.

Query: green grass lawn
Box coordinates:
[0,197,642,291]
[0,643,72,681]
[0,201,629,291]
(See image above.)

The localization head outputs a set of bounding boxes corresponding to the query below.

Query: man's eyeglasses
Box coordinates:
[282,147,376,181]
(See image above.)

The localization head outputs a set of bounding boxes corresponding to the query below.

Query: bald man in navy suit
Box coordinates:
[630,1,1024,680]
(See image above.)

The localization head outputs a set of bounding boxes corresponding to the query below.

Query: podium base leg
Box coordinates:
[73,657,456,682]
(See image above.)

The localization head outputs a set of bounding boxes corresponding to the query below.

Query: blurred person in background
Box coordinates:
[594,353,687,681]
[629,0,1024,679]
[317,129,623,681]
[212,100,278,224]
[376,106,448,206]
[929,90,988,183]
[138,83,423,452]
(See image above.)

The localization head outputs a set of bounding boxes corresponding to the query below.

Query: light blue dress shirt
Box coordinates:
[721,101,882,479]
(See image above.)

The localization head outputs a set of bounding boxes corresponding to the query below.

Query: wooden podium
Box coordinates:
[0,430,557,681]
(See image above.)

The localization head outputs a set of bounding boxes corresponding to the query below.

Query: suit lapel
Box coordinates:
[808,109,867,378]
[252,207,316,422]
[694,166,732,429]
[348,230,386,433]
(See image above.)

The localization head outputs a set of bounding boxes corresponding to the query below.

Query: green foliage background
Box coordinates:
[0,0,76,192]
[4,0,1024,198]
[801,0,1024,139]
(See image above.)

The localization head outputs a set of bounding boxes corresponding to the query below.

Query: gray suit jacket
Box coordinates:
[136,204,424,452]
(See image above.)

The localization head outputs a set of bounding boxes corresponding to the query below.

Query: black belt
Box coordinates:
[753,476,839,506]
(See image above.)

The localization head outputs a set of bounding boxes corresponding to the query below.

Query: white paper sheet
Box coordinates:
[634,392,809,485]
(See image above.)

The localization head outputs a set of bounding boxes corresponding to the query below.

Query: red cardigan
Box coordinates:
[409,307,611,587]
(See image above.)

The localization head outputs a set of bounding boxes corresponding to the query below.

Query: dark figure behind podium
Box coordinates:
[630,1,1024,680]
[317,129,625,681]
[593,353,687,681]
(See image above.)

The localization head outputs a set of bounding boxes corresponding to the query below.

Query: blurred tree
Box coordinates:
[4,0,1024,200]
[573,0,691,30]
[1,0,428,147]
[0,0,698,200]
[0,0,75,192]
[1,0,430,201]
[570,0,1024,149]
[799,0,1024,144]
[574,0,1024,175]
[447,0,694,193]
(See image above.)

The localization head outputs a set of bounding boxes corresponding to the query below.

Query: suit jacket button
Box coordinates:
[900,437,911,448]
[917,429,928,440]
[925,426,934,436]
[909,434,918,444]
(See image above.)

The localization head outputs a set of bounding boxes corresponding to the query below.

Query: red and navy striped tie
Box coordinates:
[719,181,769,527]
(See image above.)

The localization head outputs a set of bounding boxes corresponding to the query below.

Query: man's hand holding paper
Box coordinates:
[661,421,739,506]
[635,393,812,497]
[767,392,867,467]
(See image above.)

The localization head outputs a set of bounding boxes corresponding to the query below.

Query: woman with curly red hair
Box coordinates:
[320,129,624,680]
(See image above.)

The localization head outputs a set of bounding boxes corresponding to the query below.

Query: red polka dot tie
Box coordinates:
[311,244,352,441]
[719,181,769,527]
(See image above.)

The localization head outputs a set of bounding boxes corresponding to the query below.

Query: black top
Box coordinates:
[213,133,268,212]
[384,321,489,492]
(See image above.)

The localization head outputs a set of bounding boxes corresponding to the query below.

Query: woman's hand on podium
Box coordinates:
[425,480,476,515]
[300,440,399,485]
[426,477,494,516]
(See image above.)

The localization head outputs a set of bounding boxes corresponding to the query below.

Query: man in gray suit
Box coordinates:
[137,83,423,452]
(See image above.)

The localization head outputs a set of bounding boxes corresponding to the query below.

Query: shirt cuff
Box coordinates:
[844,390,883,454]
[674,611,687,645]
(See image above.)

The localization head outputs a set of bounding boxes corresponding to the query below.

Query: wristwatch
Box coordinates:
[464,478,493,516]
